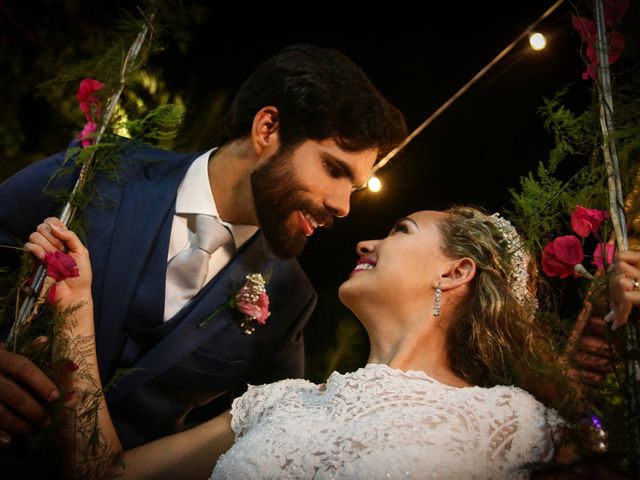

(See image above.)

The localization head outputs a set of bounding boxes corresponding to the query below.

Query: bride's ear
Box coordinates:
[439,257,476,291]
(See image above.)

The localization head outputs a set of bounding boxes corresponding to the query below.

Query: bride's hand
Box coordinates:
[24,218,92,313]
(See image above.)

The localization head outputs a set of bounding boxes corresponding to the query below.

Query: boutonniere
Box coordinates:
[198,273,271,335]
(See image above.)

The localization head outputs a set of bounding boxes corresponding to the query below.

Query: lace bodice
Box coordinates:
[211,363,562,479]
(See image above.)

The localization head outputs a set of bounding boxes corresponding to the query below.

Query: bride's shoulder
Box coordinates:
[230,378,321,436]
[239,377,319,406]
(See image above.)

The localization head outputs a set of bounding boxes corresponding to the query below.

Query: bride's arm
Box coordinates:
[26,218,235,478]
[113,411,234,480]
[25,218,122,463]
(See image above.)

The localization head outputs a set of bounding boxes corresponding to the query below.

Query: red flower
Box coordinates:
[44,251,79,281]
[592,242,616,270]
[571,205,610,237]
[76,78,105,123]
[542,236,585,278]
[572,1,627,81]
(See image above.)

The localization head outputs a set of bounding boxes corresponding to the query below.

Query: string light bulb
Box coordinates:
[367,176,382,193]
[529,32,546,50]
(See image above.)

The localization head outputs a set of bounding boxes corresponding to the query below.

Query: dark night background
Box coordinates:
[0,0,594,379]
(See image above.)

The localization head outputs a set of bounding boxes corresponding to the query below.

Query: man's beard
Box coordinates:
[250,147,331,258]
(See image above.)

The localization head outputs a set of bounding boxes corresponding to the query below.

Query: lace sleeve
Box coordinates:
[230,385,268,438]
[509,388,565,466]
[229,379,313,438]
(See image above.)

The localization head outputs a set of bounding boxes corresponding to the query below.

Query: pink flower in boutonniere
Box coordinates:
[198,273,271,335]
[43,251,79,303]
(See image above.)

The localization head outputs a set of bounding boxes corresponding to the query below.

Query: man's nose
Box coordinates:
[325,184,351,218]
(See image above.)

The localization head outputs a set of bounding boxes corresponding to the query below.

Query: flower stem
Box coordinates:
[198,303,230,328]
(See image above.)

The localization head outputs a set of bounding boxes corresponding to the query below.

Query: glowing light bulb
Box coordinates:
[529,32,546,51]
[367,176,382,192]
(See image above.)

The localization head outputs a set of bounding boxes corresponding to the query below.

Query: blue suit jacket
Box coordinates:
[0,140,317,448]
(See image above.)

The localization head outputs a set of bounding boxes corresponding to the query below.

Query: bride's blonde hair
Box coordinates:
[437,206,578,417]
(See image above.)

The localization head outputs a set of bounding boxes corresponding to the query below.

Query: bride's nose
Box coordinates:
[356,240,376,257]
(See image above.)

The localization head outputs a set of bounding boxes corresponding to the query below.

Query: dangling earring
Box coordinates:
[433,284,441,317]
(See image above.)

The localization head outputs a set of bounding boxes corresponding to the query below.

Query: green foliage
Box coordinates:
[124,103,185,148]
[508,5,640,475]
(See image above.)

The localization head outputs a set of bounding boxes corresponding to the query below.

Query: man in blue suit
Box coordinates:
[0,44,407,449]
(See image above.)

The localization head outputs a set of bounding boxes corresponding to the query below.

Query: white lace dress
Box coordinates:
[211,363,562,479]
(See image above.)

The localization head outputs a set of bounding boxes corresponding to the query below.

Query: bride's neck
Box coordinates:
[366,315,471,388]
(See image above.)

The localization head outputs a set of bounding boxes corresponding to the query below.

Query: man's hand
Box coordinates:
[566,303,616,388]
[0,342,59,446]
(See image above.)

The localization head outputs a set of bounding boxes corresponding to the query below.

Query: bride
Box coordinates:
[26,206,576,479]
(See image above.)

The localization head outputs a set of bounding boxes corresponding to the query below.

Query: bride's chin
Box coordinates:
[337,281,362,312]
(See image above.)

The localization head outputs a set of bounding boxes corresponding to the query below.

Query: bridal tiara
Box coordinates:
[488,213,533,310]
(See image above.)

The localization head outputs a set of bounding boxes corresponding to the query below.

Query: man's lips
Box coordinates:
[296,210,325,237]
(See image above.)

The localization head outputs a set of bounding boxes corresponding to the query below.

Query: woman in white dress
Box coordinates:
[26,206,576,479]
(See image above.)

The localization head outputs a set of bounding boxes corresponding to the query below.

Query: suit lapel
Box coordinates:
[93,150,198,379]
[107,232,276,401]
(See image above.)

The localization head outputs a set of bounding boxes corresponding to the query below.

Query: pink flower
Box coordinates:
[44,251,79,281]
[76,78,105,122]
[233,274,271,327]
[572,3,627,82]
[592,242,616,270]
[79,121,97,148]
[198,273,270,334]
[236,291,270,325]
[542,236,585,278]
[571,205,610,237]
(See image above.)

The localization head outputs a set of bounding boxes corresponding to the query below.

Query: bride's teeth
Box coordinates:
[354,263,374,271]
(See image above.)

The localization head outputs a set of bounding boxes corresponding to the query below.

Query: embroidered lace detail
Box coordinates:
[212,363,562,479]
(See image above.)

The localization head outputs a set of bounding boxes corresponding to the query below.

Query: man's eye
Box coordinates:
[324,161,341,178]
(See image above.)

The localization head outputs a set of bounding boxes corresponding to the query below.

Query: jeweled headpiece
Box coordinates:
[488,213,534,310]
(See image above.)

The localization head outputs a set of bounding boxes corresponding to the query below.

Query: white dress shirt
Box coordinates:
[163,149,258,321]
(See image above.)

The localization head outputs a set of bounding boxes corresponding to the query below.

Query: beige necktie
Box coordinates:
[165,214,232,317]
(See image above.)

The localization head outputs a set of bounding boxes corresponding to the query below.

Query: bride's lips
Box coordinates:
[349,256,376,277]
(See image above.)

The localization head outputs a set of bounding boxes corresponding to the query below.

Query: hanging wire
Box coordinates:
[373,0,566,173]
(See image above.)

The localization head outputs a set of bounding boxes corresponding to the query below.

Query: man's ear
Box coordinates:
[252,106,280,159]
[439,257,476,291]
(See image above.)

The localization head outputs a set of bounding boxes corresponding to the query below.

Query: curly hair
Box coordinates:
[223,44,407,162]
[437,206,579,418]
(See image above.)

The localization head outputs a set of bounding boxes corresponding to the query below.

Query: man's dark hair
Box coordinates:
[223,44,407,161]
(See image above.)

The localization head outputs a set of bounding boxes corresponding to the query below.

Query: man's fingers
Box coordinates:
[0,429,11,447]
[0,401,33,436]
[569,368,606,386]
[0,374,50,429]
[584,316,609,337]
[574,351,615,373]
[0,350,59,404]
[576,334,610,356]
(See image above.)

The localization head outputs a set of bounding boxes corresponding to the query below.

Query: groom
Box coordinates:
[0,44,407,448]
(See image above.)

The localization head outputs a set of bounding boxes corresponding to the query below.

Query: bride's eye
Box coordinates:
[391,222,409,235]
